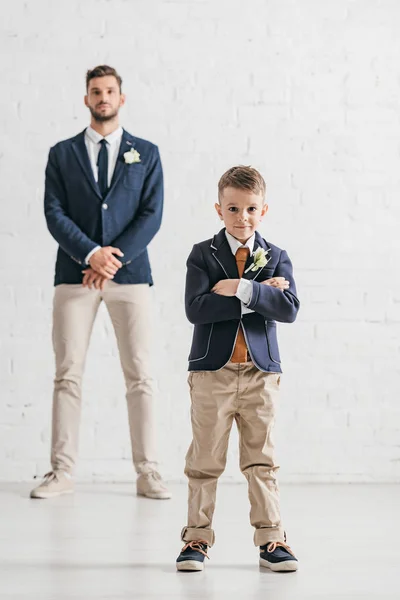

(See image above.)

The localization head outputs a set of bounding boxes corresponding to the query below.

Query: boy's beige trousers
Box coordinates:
[181,362,285,547]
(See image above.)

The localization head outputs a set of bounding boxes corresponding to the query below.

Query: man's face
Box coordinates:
[215,186,268,243]
[84,76,125,122]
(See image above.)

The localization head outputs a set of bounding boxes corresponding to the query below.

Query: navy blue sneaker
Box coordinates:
[259,541,298,572]
[176,540,209,571]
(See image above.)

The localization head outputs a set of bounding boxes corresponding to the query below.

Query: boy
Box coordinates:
[176,166,300,572]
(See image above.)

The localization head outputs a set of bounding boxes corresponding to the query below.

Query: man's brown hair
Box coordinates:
[218,165,266,201]
[86,65,123,92]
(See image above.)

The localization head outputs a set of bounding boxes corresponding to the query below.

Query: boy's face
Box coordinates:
[84,76,125,122]
[215,186,268,244]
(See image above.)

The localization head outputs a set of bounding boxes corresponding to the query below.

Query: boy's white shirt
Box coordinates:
[224,231,255,315]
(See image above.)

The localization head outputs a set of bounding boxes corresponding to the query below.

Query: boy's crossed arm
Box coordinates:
[211,277,289,295]
[185,245,300,325]
[212,250,300,324]
[185,245,242,325]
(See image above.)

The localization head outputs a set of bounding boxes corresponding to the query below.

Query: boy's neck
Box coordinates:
[226,230,255,245]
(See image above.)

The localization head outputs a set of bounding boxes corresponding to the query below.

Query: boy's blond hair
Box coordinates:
[218,166,266,201]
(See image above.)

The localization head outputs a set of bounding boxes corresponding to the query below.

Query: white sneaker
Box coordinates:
[136,471,171,499]
[30,471,74,499]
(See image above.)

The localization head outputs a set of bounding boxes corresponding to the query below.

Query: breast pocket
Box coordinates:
[254,266,275,281]
[123,165,146,190]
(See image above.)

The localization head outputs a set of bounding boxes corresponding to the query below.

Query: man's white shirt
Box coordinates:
[84,126,123,265]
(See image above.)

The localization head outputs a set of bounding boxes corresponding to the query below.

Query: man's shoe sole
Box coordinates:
[176,560,204,572]
[259,558,298,572]
[30,489,74,499]
[137,491,172,500]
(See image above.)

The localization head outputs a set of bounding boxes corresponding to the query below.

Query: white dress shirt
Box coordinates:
[84,126,124,264]
[224,231,254,315]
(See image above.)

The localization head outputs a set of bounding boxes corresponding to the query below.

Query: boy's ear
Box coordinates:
[215,202,223,220]
[261,203,269,219]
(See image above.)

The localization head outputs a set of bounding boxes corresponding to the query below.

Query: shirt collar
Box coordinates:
[225,230,255,256]
[85,125,123,145]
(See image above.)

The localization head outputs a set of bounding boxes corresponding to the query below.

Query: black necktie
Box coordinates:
[97,139,108,198]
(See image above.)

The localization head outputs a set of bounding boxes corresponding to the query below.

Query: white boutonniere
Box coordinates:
[244,247,271,273]
[123,148,141,164]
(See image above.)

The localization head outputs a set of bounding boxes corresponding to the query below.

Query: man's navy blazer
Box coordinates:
[185,228,300,373]
[44,128,163,285]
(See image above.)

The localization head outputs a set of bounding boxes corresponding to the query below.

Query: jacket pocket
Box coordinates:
[253,265,275,282]
[188,324,214,362]
[123,165,146,190]
[265,320,281,364]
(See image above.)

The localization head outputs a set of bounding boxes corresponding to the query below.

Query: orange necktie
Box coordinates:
[230,247,250,363]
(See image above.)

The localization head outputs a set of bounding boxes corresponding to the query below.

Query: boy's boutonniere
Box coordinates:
[123,148,141,164]
[244,247,271,273]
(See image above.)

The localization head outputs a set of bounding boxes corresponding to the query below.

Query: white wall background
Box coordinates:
[1,0,400,483]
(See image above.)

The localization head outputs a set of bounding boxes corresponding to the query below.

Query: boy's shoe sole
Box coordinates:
[259,558,298,572]
[176,560,204,572]
[30,489,74,499]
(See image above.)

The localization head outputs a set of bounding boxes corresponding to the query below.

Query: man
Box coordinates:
[31,65,170,500]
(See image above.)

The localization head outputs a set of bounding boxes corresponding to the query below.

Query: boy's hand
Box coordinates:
[261,277,289,291]
[211,279,240,296]
[82,268,108,290]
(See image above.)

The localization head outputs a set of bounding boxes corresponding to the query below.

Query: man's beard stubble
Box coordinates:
[89,105,119,123]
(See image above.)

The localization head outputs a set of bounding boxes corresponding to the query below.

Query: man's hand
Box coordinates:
[261,277,290,291]
[89,246,124,278]
[211,279,240,297]
[82,268,108,290]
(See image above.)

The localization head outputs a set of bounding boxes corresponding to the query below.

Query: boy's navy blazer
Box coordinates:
[185,228,300,373]
[44,128,163,286]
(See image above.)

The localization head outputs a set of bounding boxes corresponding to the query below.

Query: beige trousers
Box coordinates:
[51,282,157,475]
[182,362,284,547]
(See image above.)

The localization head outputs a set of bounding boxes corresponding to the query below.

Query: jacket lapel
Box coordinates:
[241,231,271,281]
[211,229,272,281]
[71,130,102,199]
[211,229,239,278]
[106,129,136,196]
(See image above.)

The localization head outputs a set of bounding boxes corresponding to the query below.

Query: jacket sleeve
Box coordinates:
[185,244,241,325]
[109,145,163,265]
[247,249,300,323]
[44,147,98,264]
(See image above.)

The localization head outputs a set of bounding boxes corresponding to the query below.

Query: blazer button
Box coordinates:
[102,203,108,210]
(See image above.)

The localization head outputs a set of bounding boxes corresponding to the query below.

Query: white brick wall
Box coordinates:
[1,0,400,482]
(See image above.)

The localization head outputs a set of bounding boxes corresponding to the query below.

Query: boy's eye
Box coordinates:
[228,207,238,212]
[248,207,256,212]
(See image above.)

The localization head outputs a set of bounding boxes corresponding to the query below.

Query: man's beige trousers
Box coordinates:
[181,362,284,547]
[51,282,157,475]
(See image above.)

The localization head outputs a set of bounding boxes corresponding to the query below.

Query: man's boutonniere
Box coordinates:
[244,247,271,273]
[123,148,141,164]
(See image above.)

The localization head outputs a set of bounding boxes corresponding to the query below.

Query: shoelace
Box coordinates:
[266,541,296,558]
[181,540,210,559]
[34,471,60,486]
[146,472,162,482]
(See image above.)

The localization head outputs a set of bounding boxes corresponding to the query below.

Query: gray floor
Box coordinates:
[0,482,399,600]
